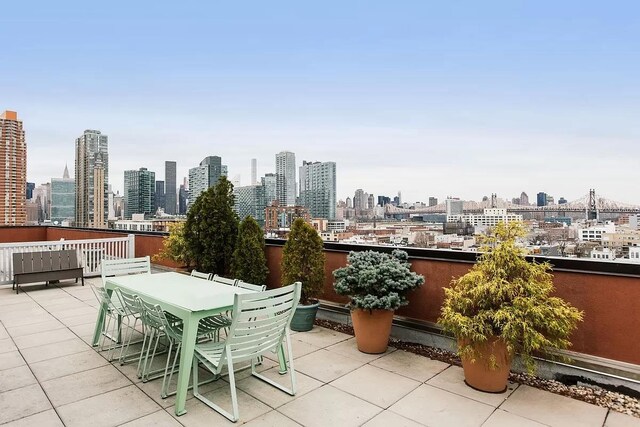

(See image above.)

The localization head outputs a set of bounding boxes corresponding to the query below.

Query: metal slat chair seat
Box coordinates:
[191,282,301,422]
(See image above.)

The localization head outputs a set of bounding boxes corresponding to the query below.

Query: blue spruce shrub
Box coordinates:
[333,249,424,311]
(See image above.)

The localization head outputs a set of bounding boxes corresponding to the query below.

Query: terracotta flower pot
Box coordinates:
[460,336,511,393]
[351,308,394,354]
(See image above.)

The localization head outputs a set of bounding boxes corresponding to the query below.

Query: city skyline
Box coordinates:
[2,2,640,204]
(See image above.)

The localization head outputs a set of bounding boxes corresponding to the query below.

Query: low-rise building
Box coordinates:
[264,203,310,231]
[591,247,616,261]
[578,222,616,243]
[447,208,522,228]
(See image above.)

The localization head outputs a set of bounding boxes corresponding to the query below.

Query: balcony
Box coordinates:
[0,225,639,426]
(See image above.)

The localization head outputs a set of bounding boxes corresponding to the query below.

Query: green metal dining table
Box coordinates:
[91,272,286,416]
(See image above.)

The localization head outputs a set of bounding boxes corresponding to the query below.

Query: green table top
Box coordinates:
[104,271,253,313]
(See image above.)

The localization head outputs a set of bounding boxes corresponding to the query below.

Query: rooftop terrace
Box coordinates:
[0,225,639,426]
[1,275,639,427]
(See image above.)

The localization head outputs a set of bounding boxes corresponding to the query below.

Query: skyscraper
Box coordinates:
[299,160,337,219]
[428,197,438,207]
[261,173,277,206]
[124,168,156,219]
[51,165,75,225]
[178,182,188,215]
[26,182,35,200]
[188,156,222,205]
[202,156,222,187]
[234,184,266,225]
[75,129,109,228]
[0,111,26,225]
[445,198,464,216]
[276,151,296,206]
[537,192,547,207]
[155,180,165,213]
[164,161,177,215]
[520,191,529,205]
[251,158,257,185]
[353,189,367,212]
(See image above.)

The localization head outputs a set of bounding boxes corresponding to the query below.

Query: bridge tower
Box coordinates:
[587,189,598,220]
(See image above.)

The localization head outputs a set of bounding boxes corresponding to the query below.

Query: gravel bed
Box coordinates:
[314,318,640,418]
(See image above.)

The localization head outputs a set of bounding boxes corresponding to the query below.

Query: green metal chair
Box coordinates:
[191,282,301,422]
[136,298,182,387]
[113,288,144,365]
[101,256,151,286]
[135,298,220,397]
[90,284,128,362]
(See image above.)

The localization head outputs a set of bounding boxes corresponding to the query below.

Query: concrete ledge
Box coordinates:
[318,301,640,396]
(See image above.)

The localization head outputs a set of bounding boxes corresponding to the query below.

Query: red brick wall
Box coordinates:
[265,245,640,365]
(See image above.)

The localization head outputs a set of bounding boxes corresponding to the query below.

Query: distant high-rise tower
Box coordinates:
[299,160,337,219]
[428,197,438,207]
[178,182,188,215]
[520,191,529,205]
[378,196,391,207]
[536,192,547,207]
[188,156,222,205]
[51,165,75,225]
[353,189,368,212]
[75,129,109,228]
[367,194,375,210]
[124,168,155,219]
[261,173,277,206]
[26,182,35,200]
[276,151,296,206]
[0,111,26,225]
[164,161,177,215]
[234,185,266,225]
[155,180,165,213]
[251,158,257,185]
[345,197,353,209]
[445,198,464,216]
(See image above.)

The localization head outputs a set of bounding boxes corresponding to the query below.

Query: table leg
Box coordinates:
[277,343,288,374]
[175,315,198,416]
[91,288,112,346]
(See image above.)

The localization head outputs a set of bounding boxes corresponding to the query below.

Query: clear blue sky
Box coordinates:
[2,1,639,204]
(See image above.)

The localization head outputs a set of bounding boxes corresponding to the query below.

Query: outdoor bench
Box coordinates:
[12,250,84,294]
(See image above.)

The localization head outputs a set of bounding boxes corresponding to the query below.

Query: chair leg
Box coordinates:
[119,316,140,365]
[162,341,181,398]
[143,330,162,382]
[251,334,297,396]
[192,352,239,422]
[137,327,153,378]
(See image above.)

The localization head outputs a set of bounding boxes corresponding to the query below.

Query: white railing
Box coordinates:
[0,234,135,284]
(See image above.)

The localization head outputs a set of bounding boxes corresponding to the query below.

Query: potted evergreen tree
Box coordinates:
[183,176,239,276]
[439,221,583,393]
[231,216,269,285]
[153,222,191,268]
[333,249,424,354]
[281,218,325,332]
